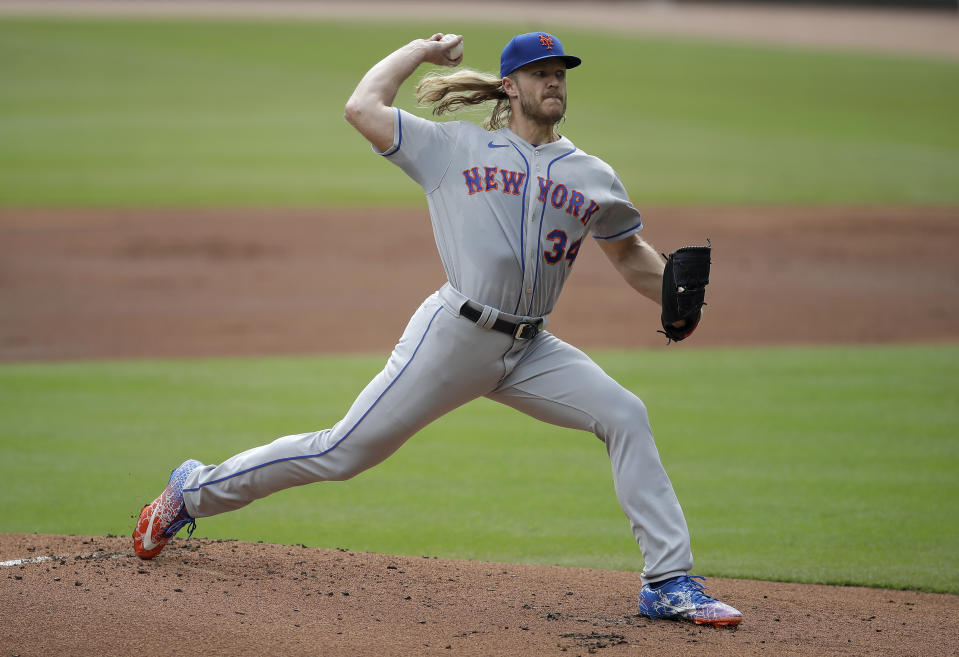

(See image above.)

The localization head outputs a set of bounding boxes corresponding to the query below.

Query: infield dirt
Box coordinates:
[2,206,957,361]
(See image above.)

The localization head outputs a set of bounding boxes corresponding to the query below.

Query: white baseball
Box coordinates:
[440,34,464,60]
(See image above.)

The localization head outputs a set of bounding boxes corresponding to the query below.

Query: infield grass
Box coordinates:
[1,344,957,594]
[1,17,958,206]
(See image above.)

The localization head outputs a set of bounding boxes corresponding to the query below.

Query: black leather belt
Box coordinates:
[460,301,543,341]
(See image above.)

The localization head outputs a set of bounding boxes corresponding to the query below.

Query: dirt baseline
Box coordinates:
[1,205,957,362]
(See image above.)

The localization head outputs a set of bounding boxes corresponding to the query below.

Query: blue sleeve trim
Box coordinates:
[379,108,403,157]
[592,219,643,241]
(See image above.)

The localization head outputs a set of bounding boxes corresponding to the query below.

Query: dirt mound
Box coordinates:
[2,533,957,656]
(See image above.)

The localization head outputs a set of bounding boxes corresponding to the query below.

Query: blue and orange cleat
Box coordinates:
[638,575,742,627]
[133,459,204,560]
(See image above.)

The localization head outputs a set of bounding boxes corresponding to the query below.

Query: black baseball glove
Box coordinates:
[659,240,711,343]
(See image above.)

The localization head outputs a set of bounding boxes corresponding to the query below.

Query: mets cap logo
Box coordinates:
[539,34,554,50]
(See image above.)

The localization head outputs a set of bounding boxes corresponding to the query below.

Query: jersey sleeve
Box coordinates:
[374,108,458,192]
[589,170,643,242]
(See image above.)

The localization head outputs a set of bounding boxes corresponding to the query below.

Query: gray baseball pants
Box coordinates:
[182,283,693,583]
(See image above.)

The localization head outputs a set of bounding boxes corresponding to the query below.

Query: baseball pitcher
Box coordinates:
[133,31,740,627]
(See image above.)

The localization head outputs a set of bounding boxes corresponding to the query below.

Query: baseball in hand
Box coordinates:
[440,34,464,60]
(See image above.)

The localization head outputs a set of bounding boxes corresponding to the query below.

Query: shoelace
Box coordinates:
[673,575,718,604]
[161,508,197,540]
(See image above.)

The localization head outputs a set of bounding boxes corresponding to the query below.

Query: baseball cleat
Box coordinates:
[638,575,742,627]
[133,459,204,560]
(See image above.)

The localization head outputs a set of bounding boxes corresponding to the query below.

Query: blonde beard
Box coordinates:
[518,91,566,127]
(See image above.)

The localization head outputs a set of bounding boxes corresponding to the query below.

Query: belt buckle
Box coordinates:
[513,321,539,341]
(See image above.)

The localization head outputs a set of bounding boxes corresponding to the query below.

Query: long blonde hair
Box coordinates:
[415,68,512,130]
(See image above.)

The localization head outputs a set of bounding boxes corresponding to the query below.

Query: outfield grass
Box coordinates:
[1,345,956,593]
[1,17,957,206]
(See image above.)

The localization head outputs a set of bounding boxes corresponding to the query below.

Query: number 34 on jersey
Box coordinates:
[462,165,601,269]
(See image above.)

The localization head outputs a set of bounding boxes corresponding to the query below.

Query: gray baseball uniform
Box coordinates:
[181,109,694,584]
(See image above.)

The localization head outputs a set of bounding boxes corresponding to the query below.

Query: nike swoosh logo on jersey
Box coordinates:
[487,141,508,148]
[140,502,162,551]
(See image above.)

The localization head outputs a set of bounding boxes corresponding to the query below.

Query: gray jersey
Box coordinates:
[380,109,642,317]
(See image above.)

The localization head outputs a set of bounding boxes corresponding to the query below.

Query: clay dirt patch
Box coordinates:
[2,534,958,657]
[1,205,957,361]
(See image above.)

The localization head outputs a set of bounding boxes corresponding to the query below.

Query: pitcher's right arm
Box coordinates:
[344,34,463,152]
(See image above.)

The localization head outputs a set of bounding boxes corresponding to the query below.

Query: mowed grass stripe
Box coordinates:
[1,344,956,593]
[1,17,957,205]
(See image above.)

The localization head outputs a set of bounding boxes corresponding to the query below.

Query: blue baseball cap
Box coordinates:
[500,32,582,78]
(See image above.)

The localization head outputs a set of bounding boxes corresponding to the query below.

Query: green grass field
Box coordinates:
[2,346,957,593]
[1,16,957,595]
[1,17,957,206]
